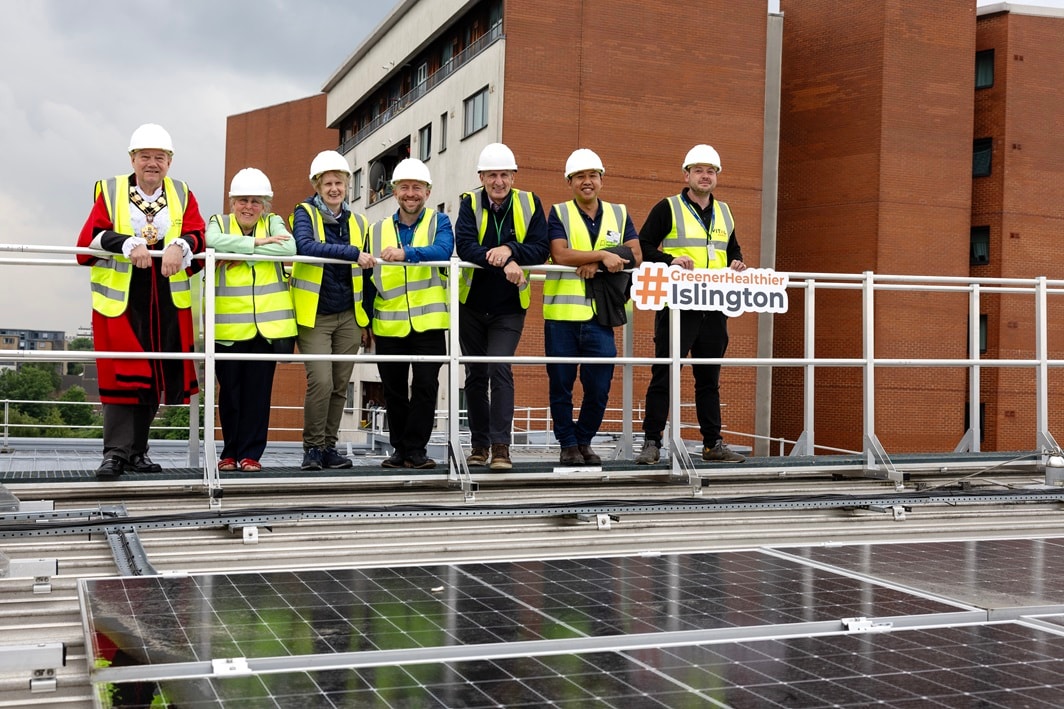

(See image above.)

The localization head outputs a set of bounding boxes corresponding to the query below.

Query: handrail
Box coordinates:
[2,242,1063,495]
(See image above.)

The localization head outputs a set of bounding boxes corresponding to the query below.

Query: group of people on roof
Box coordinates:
[77,124,749,480]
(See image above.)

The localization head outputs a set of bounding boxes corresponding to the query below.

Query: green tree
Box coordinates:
[0,366,56,420]
[57,386,101,437]
[152,401,205,440]
[66,337,93,375]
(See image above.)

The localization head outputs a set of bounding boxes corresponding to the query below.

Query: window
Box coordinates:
[979,314,988,354]
[973,138,992,177]
[439,112,448,153]
[418,124,432,161]
[975,49,994,89]
[463,87,489,138]
[970,226,989,265]
[352,169,362,201]
[416,61,428,87]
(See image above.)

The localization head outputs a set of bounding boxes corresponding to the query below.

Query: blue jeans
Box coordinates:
[544,319,616,448]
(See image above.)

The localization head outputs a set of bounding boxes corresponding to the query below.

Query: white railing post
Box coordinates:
[202,249,219,504]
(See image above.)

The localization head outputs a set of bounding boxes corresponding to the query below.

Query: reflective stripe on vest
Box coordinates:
[367,210,448,337]
[289,204,370,328]
[663,195,733,270]
[211,214,297,341]
[543,200,626,322]
[90,175,191,316]
[457,188,534,308]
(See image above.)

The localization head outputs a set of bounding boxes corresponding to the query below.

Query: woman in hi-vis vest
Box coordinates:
[206,168,297,474]
[290,151,376,472]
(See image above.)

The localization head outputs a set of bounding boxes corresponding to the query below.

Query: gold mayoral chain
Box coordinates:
[129,185,167,245]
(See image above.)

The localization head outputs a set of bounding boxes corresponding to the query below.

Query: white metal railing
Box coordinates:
[2,242,1064,498]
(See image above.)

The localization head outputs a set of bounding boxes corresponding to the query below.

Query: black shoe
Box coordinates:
[404,453,436,469]
[95,457,126,479]
[322,447,353,469]
[381,451,405,468]
[300,448,323,471]
[128,453,162,473]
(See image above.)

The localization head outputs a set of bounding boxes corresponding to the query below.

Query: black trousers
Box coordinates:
[641,308,729,446]
[458,306,525,447]
[216,334,278,462]
[375,329,445,459]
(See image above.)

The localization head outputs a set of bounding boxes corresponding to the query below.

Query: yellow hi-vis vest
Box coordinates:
[661,194,734,270]
[457,188,535,309]
[209,214,297,342]
[90,175,191,316]
[289,203,370,328]
[367,210,448,337]
[542,200,626,322]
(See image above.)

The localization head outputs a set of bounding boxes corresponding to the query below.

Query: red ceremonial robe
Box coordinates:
[76,175,206,406]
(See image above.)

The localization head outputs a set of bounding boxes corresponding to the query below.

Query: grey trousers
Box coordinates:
[102,402,159,461]
[298,310,361,450]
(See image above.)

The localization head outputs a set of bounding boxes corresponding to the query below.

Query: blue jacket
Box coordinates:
[292,197,364,317]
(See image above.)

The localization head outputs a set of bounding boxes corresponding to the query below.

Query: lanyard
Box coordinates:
[489,195,513,245]
[394,211,425,246]
[681,197,714,238]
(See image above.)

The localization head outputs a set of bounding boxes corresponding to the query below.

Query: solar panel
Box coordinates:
[81,543,1064,707]
[789,537,1064,610]
[93,623,1064,708]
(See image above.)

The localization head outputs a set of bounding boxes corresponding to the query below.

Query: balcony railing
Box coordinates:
[340,22,504,153]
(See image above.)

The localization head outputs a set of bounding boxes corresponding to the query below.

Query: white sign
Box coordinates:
[630,263,789,316]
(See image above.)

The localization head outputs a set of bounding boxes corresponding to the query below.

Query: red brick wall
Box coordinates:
[500,0,767,445]
[224,94,338,225]
[773,0,976,453]
[975,12,1064,450]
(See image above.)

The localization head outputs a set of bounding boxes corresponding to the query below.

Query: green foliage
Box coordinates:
[0,366,56,419]
[151,402,204,440]
[23,362,61,390]
[66,338,93,375]
[57,386,102,436]
[0,365,102,437]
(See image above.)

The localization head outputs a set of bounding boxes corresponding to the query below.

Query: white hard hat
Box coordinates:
[128,123,174,154]
[564,148,605,179]
[229,168,273,198]
[682,144,722,173]
[308,150,351,180]
[477,143,518,172]
[391,158,432,187]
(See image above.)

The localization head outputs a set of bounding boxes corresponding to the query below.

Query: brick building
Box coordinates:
[294,0,766,451]
[970,3,1064,451]
[225,0,1064,455]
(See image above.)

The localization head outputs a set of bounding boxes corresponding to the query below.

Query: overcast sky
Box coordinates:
[0,0,392,334]
[1,0,1060,335]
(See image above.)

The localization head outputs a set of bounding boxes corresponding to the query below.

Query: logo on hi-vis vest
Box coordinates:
[630,263,789,316]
